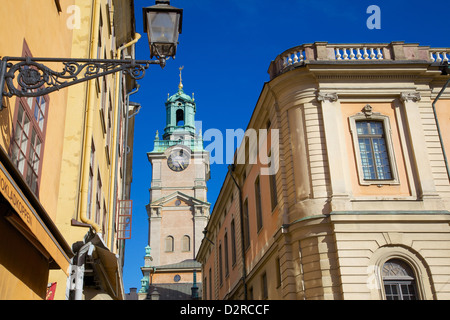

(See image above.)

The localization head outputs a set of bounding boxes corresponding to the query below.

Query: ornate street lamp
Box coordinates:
[143,0,183,60]
[0,0,183,109]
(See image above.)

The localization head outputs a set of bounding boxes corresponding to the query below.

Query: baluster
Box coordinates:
[443,52,449,62]
[343,48,349,60]
[299,50,304,62]
[363,47,369,60]
[436,52,442,62]
[283,56,288,68]
[377,48,383,60]
[356,48,362,60]
[349,48,355,60]
[335,48,342,60]
[369,48,375,59]
[430,51,436,62]
[288,54,293,65]
[293,51,299,63]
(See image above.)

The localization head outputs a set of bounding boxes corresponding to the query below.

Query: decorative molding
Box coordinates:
[316,74,418,80]
[362,104,373,118]
[317,92,338,102]
[400,92,421,103]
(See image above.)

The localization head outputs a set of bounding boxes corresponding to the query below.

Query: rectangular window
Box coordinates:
[105,92,112,164]
[204,276,207,301]
[95,170,102,225]
[276,257,282,288]
[209,268,212,300]
[261,272,268,299]
[219,243,223,285]
[243,199,250,249]
[349,110,399,186]
[11,103,30,175]
[87,142,95,220]
[34,96,46,131]
[224,232,229,277]
[384,281,417,300]
[102,200,108,240]
[11,98,47,195]
[356,120,392,180]
[254,176,263,231]
[100,77,107,133]
[10,42,49,196]
[231,219,237,266]
[26,128,41,193]
[269,171,278,211]
[97,12,103,59]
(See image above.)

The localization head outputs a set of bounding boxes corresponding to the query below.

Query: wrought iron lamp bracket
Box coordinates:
[0,56,161,108]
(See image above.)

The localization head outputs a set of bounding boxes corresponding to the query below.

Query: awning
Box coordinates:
[0,152,72,274]
[90,245,124,300]
[71,232,124,300]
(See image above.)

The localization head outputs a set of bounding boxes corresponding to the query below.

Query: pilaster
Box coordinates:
[400,91,440,200]
[317,92,352,209]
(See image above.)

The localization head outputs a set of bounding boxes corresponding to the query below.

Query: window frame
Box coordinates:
[243,198,250,250]
[382,259,419,300]
[349,110,399,186]
[254,175,263,231]
[182,235,190,252]
[261,272,268,300]
[230,219,237,266]
[95,169,102,225]
[268,150,278,211]
[87,141,95,220]
[224,230,229,277]
[165,236,174,252]
[219,241,223,286]
[9,41,50,196]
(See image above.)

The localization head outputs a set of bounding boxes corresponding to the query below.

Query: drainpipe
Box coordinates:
[228,164,247,300]
[431,62,450,182]
[79,0,101,233]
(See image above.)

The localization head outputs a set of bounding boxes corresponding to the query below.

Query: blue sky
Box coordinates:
[123,0,449,292]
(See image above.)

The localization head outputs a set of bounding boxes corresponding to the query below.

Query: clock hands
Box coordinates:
[176,159,185,169]
[167,149,190,171]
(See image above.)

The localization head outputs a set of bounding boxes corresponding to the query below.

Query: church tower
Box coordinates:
[139,68,210,300]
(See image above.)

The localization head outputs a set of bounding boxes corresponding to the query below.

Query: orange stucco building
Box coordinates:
[197,41,450,300]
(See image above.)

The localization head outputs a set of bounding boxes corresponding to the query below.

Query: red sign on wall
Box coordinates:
[117,200,132,240]
[46,282,57,300]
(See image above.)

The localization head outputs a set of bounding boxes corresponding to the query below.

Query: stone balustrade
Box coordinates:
[429,49,450,63]
[268,41,450,80]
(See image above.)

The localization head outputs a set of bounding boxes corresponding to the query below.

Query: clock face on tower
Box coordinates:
[167,149,190,172]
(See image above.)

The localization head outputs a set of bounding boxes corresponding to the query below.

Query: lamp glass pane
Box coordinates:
[147,11,179,44]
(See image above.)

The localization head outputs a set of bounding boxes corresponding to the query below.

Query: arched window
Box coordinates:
[176,109,184,126]
[165,236,174,252]
[182,235,190,252]
[382,259,418,300]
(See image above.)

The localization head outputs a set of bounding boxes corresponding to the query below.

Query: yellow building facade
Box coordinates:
[0,0,75,300]
[197,41,450,300]
[0,0,140,299]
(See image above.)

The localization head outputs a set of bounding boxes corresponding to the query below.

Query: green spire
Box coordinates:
[163,67,196,139]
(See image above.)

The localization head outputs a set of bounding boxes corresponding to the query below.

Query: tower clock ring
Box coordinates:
[167,146,191,172]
